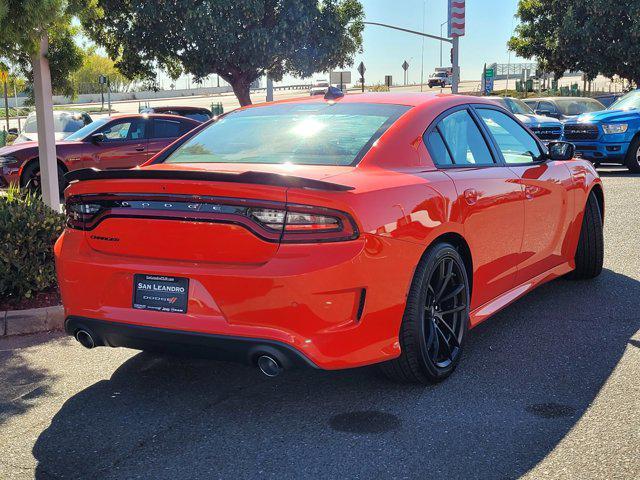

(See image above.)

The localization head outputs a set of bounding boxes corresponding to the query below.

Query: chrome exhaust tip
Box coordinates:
[75,329,96,349]
[257,355,283,377]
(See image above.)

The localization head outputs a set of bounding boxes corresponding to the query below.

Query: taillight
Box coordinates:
[248,205,357,242]
[66,195,359,243]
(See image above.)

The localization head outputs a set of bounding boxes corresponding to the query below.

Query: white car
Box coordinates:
[13,111,93,144]
[309,80,330,96]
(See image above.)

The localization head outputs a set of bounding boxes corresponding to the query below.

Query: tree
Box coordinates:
[0,5,86,99]
[71,50,135,94]
[508,0,640,86]
[83,0,365,106]
[0,0,94,209]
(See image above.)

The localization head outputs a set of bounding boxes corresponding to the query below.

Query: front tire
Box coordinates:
[567,192,604,279]
[624,136,640,173]
[380,242,470,384]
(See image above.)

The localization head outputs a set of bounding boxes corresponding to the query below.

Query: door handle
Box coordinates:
[135,146,146,152]
[463,188,478,205]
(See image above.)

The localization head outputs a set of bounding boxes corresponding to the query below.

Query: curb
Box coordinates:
[1,305,64,337]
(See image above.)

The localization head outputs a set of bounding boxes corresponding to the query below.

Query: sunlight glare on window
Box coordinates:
[290,117,326,138]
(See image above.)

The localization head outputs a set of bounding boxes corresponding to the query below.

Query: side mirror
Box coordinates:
[535,109,552,117]
[8,128,18,135]
[90,132,105,143]
[547,141,575,161]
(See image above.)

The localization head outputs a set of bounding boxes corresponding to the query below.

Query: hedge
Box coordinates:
[0,186,65,301]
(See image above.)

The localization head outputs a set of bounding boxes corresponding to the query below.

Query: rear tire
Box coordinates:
[624,136,640,173]
[380,242,470,384]
[567,192,604,279]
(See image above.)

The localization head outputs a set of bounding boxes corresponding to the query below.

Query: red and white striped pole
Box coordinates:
[448,0,465,94]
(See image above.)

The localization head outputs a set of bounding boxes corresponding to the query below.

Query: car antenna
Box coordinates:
[324,86,344,101]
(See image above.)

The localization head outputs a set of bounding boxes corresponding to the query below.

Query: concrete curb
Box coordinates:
[1,305,64,337]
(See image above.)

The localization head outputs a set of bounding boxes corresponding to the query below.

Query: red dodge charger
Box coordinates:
[55,93,604,383]
[0,114,201,191]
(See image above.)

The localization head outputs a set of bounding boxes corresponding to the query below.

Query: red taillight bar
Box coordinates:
[65,194,359,243]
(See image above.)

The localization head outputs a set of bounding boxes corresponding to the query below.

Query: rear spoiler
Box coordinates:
[65,168,354,192]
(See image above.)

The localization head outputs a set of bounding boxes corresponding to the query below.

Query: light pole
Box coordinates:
[420,1,426,92]
[359,21,458,94]
[439,20,447,67]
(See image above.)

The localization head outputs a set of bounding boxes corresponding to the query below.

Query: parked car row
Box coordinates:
[489,91,640,172]
[0,111,205,191]
[10,111,93,144]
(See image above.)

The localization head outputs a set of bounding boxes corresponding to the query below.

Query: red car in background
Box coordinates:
[0,114,201,191]
[56,93,604,384]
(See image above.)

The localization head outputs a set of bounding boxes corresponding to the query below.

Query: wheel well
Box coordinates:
[20,157,67,185]
[424,232,474,297]
[590,184,605,222]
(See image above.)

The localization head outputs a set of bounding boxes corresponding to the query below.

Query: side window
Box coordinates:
[424,129,453,165]
[152,119,183,139]
[476,108,543,164]
[100,120,146,141]
[538,101,556,114]
[179,121,197,135]
[436,109,494,166]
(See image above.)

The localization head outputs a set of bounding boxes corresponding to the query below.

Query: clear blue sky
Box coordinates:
[352,0,524,84]
[154,0,526,89]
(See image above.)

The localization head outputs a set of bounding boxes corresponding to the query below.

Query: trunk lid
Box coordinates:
[65,163,354,265]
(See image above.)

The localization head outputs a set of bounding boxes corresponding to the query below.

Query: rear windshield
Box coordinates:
[23,113,86,133]
[554,98,604,116]
[163,102,410,166]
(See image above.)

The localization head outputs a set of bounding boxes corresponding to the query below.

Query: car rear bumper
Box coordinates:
[65,316,318,369]
[55,229,423,370]
[569,141,629,162]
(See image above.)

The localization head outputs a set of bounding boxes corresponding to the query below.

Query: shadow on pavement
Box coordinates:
[32,270,639,479]
[0,333,62,429]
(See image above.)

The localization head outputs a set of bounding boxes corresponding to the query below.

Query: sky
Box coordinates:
[151,0,527,89]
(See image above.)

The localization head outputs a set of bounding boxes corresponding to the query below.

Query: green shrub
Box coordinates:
[0,186,65,301]
[369,84,390,92]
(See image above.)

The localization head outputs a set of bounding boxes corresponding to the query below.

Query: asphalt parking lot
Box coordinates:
[1,168,639,480]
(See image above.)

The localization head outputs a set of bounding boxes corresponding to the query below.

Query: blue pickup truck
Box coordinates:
[563,90,640,172]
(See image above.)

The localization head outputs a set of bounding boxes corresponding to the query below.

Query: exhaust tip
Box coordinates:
[257,355,283,377]
[75,329,96,349]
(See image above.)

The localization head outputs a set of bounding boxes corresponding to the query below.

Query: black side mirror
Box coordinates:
[547,141,575,161]
[8,127,18,135]
[535,109,552,117]
[90,132,105,143]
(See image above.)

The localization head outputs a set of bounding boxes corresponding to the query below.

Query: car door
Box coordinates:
[87,117,149,169]
[147,118,193,158]
[424,107,525,309]
[474,106,573,284]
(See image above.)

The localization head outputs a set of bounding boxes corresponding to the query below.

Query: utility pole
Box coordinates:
[13,74,20,130]
[2,72,9,131]
[107,77,111,115]
[451,36,460,94]
[32,35,60,211]
[420,1,426,92]
[266,76,274,102]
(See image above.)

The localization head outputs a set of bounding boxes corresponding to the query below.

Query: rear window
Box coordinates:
[555,98,604,116]
[183,112,210,122]
[163,102,410,166]
[152,119,184,138]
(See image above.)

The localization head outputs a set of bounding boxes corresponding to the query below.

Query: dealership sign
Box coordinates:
[448,0,465,37]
